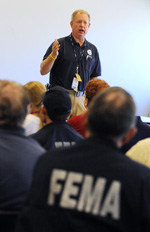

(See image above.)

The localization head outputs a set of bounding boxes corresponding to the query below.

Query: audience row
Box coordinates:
[0,79,150,232]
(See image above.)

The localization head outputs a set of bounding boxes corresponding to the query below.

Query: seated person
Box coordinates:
[121,116,150,153]
[31,86,83,151]
[23,81,46,135]
[15,87,150,232]
[68,78,110,136]
[0,80,45,230]
[126,137,150,167]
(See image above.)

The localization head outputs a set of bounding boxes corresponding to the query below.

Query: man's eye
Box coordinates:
[76,21,88,25]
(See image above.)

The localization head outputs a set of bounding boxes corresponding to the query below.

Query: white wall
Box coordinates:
[0,0,150,115]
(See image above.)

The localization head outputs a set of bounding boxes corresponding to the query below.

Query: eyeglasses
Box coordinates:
[74,20,89,26]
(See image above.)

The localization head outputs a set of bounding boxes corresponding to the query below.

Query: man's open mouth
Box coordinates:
[79,29,84,32]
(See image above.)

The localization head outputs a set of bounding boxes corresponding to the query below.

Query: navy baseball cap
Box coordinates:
[43,86,72,121]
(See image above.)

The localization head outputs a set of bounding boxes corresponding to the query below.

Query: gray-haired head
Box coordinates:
[0,80,29,126]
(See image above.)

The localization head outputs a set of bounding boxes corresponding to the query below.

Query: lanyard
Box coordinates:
[69,35,86,74]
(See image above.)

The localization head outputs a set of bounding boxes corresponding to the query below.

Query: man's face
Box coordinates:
[70,13,91,40]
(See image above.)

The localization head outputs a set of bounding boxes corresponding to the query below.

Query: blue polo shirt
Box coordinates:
[43,34,101,91]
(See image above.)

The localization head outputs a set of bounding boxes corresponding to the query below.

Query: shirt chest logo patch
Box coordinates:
[86,49,92,60]
[87,49,92,56]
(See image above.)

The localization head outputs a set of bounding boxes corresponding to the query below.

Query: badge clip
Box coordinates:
[75,73,82,82]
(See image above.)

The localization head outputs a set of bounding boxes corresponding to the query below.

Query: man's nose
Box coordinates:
[80,21,84,26]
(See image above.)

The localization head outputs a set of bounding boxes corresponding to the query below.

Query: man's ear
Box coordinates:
[67,110,72,120]
[41,104,47,123]
[27,103,31,114]
[84,98,88,109]
[122,127,137,146]
[41,105,47,115]
[87,22,91,30]
[70,21,73,28]
[81,110,90,138]
[28,102,33,113]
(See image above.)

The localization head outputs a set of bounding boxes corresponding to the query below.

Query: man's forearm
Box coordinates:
[40,39,60,75]
[40,53,56,75]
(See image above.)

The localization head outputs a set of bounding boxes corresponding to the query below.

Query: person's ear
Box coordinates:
[122,127,137,146]
[84,98,88,108]
[29,102,33,112]
[41,105,47,115]
[70,21,73,28]
[27,103,31,114]
[67,110,72,120]
[41,105,49,123]
[81,110,90,138]
[88,23,91,29]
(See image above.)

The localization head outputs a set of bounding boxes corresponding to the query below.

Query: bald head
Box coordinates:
[88,87,136,141]
[0,80,29,126]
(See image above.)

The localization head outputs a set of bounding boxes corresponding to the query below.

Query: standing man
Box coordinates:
[40,9,101,117]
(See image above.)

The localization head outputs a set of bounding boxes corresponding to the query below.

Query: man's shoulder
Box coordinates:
[57,35,70,43]
[32,122,83,141]
[63,122,83,138]
[35,138,94,166]
[31,123,53,142]
[22,135,46,153]
[47,121,83,140]
[85,39,98,50]
[0,129,45,157]
[33,137,150,186]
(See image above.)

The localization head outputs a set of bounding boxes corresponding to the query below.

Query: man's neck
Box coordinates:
[72,34,85,46]
[45,115,53,125]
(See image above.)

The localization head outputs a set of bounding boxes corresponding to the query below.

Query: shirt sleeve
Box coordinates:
[90,48,101,77]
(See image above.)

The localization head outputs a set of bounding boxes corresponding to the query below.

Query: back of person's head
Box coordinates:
[87,87,136,141]
[85,78,110,106]
[24,81,46,106]
[43,86,72,122]
[0,80,29,126]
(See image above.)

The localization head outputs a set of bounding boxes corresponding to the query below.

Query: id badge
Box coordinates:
[71,77,78,92]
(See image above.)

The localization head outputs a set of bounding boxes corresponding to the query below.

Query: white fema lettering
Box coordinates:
[55,141,76,148]
[47,169,121,220]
